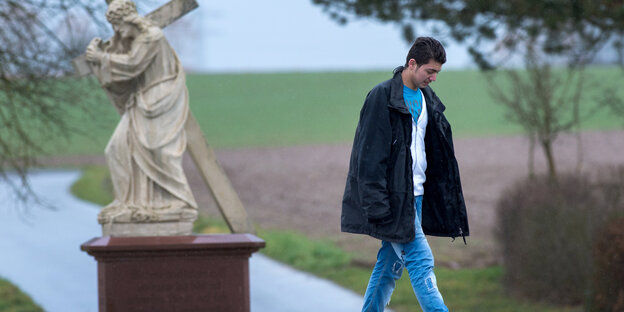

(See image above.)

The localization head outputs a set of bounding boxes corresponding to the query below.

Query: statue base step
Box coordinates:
[101,221,194,237]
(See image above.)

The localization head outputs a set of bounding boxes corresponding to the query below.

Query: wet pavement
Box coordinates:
[0,171,364,311]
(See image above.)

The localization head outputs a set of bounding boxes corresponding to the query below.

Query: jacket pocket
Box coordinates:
[374,191,411,240]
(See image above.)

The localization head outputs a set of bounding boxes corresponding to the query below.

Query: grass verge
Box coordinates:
[70,166,114,206]
[71,166,582,312]
[0,278,43,312]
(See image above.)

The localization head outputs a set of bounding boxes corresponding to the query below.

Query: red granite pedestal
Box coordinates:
[81,234,265,312]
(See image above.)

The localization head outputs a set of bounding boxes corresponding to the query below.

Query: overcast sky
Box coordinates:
[154,0,473,73]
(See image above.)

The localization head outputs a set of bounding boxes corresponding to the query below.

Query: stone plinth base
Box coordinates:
[101,221,193,237]
[81,234,265,312]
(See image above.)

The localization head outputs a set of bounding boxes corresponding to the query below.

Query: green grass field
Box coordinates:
[45,67,623,156]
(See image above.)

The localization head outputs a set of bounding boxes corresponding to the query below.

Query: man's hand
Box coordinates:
[85,38,104,64]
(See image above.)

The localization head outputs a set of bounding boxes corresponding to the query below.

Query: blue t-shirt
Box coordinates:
[403,85,423,121]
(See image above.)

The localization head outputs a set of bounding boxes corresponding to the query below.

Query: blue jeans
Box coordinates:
[362,196,448,312]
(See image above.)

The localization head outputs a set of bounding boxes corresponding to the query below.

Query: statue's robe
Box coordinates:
[91,25,197,219]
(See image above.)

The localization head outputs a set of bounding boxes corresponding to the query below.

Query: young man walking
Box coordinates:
[341,37,469,312]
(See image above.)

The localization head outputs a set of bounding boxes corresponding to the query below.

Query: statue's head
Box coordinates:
[106,0,138,24]
[105,0,151,39]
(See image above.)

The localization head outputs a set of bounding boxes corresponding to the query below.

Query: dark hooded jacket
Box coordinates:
[341,66,469,244]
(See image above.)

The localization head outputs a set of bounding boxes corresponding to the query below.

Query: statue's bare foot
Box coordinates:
[129,206,159,222]
[98,201,131,224]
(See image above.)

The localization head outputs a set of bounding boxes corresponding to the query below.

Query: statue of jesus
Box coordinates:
[85,0,197,235]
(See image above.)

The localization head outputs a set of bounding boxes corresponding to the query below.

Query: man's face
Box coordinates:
[404,59,442,89]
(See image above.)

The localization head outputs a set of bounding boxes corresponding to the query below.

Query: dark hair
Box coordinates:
[404,37,446,67]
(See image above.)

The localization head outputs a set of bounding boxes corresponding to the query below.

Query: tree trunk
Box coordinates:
[528,133,536,179]
[541,139,558,182]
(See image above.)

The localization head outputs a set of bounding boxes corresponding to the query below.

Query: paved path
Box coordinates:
[0,171,364,311]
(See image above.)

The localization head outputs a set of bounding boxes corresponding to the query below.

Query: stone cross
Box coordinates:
[73,0,255,234]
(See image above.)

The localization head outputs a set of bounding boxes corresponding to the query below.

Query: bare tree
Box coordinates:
[0,0,108,201]
[488,47,586,179]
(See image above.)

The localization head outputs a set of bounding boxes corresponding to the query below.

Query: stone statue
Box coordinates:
[85,0,197,236]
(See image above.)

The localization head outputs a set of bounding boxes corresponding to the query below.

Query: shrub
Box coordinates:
[590,217,624,312]
[588,167,624,311]
[496,167,624,306]
[497,173,600,304]
[593,166,624,221]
